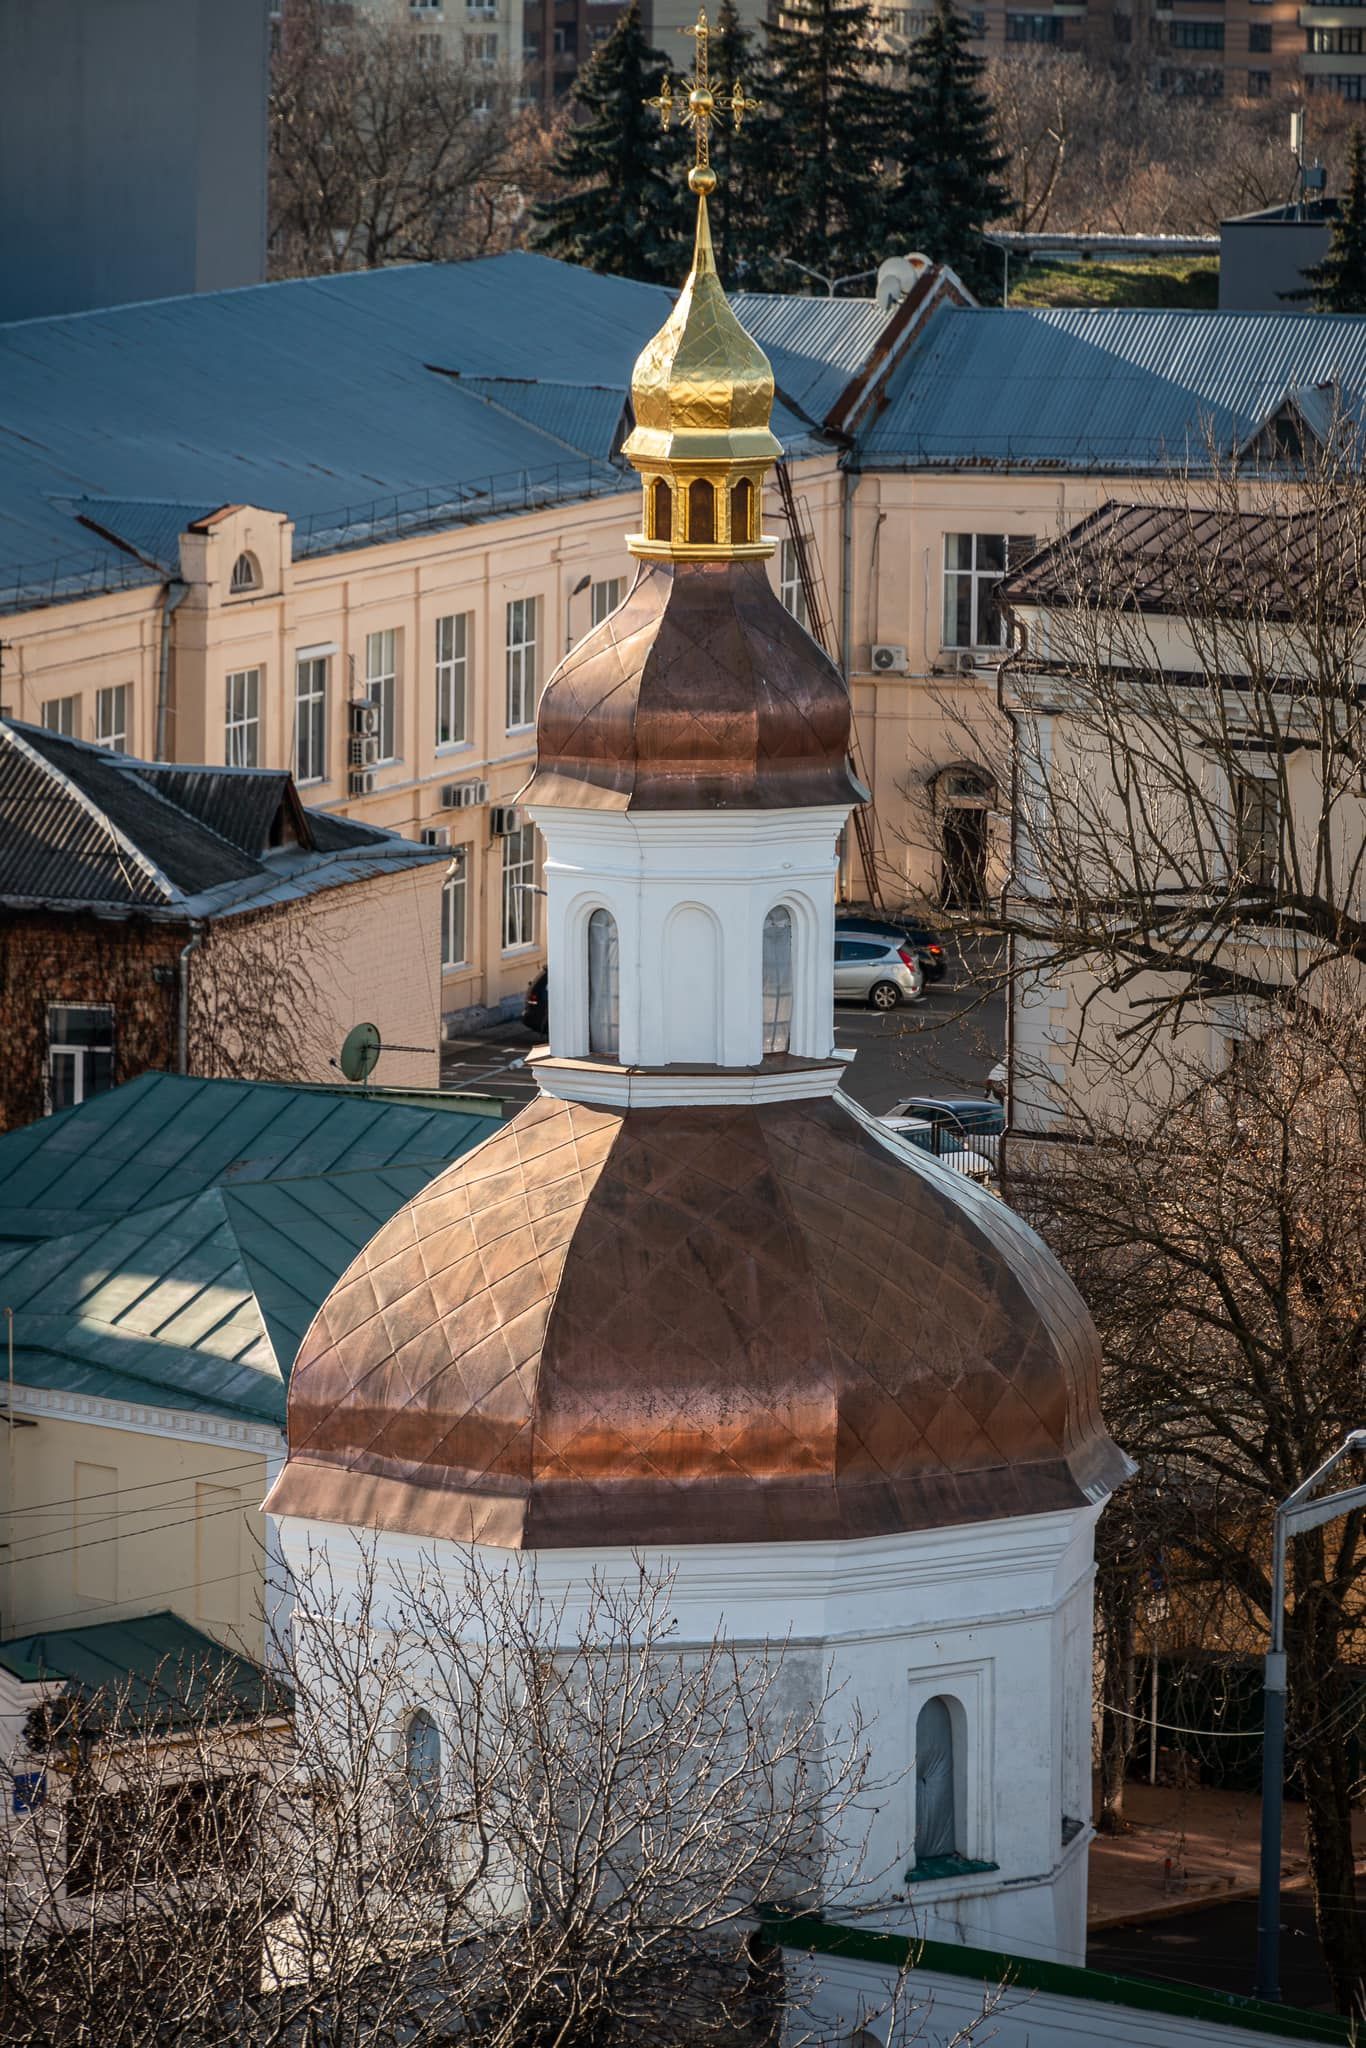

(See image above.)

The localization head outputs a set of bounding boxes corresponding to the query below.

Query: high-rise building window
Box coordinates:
[1169,19,1223,47]
[779,538,808,627]
[295,656,328,784]
[225,668,261,767]
[501,823,537,949]
[505,599,539,732]
[94,684,130,752]
[47,1004,114,1113]
[590,578,624,627]
[1248,22,1272,50]
[366,629,398,763]
[441,849,469,969]
[436,613,472,747]
[41,696,78,737]
[942,534,1037,649]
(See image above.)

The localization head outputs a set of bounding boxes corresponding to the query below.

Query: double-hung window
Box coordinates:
[225,668,261,767]
[295,656,328,784]
[590,578,624,627]
[505,599,539,732]
[501,823,537,949]
[436,613,472,748]
[47,1005,115,1113]
[94,684,130,752]
[942,534,1036,649]
[441,848,469,969]
[41,696,78,737]
[1232,771,1281,889]
[779,539,808,627]
[366,629,398,763]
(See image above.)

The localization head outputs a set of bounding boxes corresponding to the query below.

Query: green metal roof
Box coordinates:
[0,1074,502,1423]
[0,1610,281,1729]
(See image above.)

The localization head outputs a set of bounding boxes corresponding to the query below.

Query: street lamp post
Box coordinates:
[1255,1429,1366,2004]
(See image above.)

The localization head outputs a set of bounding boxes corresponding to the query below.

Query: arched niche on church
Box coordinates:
[663,903,722,1064]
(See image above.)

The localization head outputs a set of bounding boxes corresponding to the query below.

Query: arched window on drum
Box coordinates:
[588,908,620,1059]
[762,906,794,1056]
[914,1696,960,1864]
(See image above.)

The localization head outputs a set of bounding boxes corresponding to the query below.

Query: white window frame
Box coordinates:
[366,629,398,764]
[505,598,539,733]
[46,1004,115,1115]
[441,848,470,970]
[590,577,624,628]
[225,668,261,767]
[295,655,328,785]
[501,822,537,951]
[942,533,1036,651]
[229,552,261,595]
[41,696,78,737]
[779,539,808,628]
[436,613,472,750]
[93,684,130,752]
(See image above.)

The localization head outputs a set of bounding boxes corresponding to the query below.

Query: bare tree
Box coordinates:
[1008,1007,1366,2017]
[0,1552,1004,2045]
[188,906,342,1084]
[269,1,541,277]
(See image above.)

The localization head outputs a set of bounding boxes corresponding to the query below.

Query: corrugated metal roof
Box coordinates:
[1,721,441,915]
[64,497,220,572]
[0,1611,278,1727]
[861,303,1366,469]
[0,254,859,602]
[733,291,893,422]
[0,1072,501,1421]
[453,377,628,460]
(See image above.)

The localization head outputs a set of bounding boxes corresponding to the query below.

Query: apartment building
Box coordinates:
[0,257,866,1029]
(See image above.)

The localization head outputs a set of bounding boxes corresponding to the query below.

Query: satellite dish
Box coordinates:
[338,1021,382,1083]
[876,254,930,313]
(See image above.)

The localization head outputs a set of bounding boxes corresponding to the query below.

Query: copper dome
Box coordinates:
[520,557,866,812]
[266,1094,1125,1549]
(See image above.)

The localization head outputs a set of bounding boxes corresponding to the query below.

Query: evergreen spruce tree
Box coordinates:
[751,0,895,291]
[887,0,1010,299]
[1303,129,1366,314]
[530,5,685,283]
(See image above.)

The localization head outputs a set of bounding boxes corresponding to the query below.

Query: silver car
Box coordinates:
[833,935,924,1010]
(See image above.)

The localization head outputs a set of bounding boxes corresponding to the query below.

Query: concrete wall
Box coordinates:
[0,0,268,321]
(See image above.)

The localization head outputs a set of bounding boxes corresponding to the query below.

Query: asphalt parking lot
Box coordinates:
[441,955,1004,1117]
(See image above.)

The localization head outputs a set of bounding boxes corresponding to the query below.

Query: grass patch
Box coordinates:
[1006,256,1220,310]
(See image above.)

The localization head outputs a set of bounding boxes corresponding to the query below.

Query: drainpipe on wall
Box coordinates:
[839,462,863,903]
[177,925,204,1075]
[155,579,189,763]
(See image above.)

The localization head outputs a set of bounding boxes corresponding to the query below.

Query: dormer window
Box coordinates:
[229,551,261,595]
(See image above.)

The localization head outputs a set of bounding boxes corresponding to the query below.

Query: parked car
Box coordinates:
[833,936,923,1010]
[882,1096,1003,1175]
[522,969,547,1037]
[879,1113,996,1182]
[835,913,947,983]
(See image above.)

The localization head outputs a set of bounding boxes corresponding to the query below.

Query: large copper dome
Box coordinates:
[266,1094,1125,1549]
[520,558,866,812]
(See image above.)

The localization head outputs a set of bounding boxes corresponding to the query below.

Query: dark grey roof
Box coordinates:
[0,720,442,917]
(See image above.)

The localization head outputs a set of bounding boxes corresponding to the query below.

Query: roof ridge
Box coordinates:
[1,722,180,904]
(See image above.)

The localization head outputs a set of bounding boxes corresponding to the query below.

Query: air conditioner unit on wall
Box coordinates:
[871,644,909,675]
[489,805,520,837]
[420,826,451,848]
[348,699,381,739]
[954,650,980,675]
[439,778,489,810]
[349,769,376,798]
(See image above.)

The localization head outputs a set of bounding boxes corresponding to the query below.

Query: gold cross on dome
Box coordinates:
[646,7,758,195]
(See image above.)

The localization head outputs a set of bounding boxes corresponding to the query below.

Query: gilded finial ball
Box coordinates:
[688,164,717,195]
[689,86,714,116]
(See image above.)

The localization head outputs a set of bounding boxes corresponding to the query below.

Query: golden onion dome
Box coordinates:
[623,195,783,470]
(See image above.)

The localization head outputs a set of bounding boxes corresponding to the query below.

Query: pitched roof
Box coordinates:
[0,1610,279,1729]
[860,303,1366,471]
[0,719,439,916]
[0,254,880,607]
[0,1072,503,1423]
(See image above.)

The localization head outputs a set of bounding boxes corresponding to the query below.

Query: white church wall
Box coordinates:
[529,804,846,1068]
[275,1501,1104,1968]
